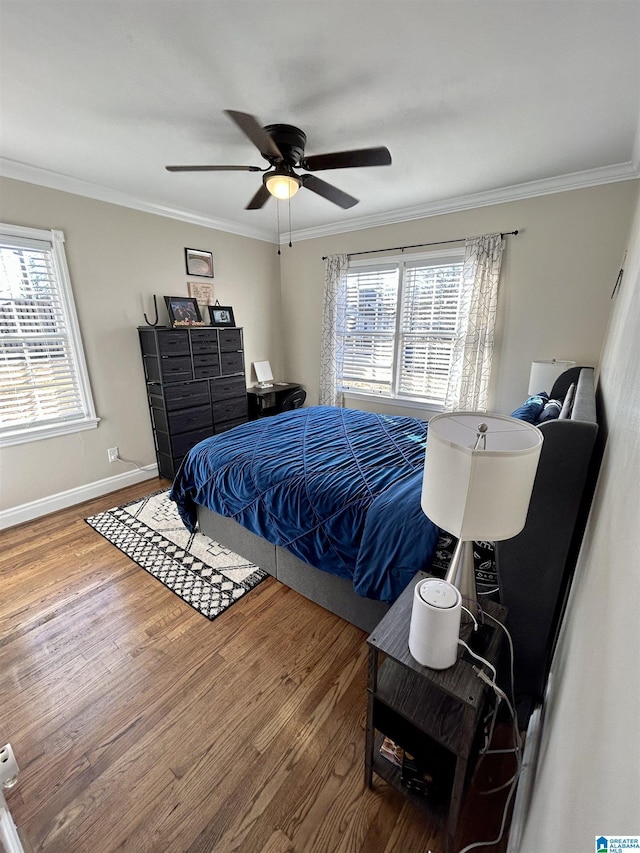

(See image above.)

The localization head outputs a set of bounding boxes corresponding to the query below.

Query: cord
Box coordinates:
[456,765,520,853]
[483,612,523,760]
[113,453,149,473]
[454,616,523,853]
[457,639,497,682]
[460,605,479,632]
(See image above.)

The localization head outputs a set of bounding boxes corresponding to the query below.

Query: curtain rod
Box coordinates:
[321,230,519,261]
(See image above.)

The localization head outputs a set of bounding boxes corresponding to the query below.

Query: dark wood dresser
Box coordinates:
[138,326,247,479]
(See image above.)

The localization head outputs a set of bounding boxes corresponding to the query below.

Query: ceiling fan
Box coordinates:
[166,110,392,210]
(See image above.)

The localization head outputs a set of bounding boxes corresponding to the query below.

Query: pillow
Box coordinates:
[536,399,562,423]
[511,393,548,423]
[559,383,576,419]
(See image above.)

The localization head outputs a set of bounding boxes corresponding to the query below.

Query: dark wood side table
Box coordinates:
[365,571,507,853]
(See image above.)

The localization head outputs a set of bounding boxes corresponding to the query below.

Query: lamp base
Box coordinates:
[444,539,478,622]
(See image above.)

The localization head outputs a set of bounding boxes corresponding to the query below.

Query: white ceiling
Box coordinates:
[1,1,639,243]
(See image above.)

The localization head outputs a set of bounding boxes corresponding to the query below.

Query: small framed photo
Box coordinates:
[185,248,214,278]
[164,295,206,327]
[208,305,236,327]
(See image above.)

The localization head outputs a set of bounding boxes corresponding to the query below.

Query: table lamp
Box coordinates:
[421,412,543,620]
[528,359,575,395]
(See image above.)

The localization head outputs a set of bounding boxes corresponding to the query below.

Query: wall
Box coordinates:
[0,178,281,516]
[2,177,637,523]
[518,182,640,848]
[279,181,638,415]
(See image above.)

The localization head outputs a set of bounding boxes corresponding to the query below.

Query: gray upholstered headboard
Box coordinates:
[495,366,598,725]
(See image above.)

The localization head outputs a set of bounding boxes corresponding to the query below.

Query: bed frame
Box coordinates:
[495,366,599,722]
[198,506,390,631]
[197,366,599,722]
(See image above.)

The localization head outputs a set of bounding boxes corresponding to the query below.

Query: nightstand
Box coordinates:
[365,571,507,853]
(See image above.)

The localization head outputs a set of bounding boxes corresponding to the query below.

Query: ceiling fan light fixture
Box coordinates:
[265,170,301,200]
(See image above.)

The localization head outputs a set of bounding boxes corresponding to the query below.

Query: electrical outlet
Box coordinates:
[107,447,119,463]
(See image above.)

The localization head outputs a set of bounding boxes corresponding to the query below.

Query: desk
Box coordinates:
[247,383,303,418]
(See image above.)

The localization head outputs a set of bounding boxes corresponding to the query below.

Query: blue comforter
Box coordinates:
[170,406,439,602]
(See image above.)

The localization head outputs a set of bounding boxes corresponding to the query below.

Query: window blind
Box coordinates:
[341,264,399,394]
[0,233,91,436]
[398,261,462,403]
[339,254,463,404]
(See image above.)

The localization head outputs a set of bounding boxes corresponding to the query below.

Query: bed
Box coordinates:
[170,406,440,631]
[170,367,599,725]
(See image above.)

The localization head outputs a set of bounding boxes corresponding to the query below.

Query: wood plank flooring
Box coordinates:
[0,479,515,853]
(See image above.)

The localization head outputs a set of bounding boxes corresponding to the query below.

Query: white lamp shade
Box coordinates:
[421,412,543,542]
[528,359,576,396]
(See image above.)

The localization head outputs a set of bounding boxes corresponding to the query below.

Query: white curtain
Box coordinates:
[444,234,504,411]
[319,253,348,406]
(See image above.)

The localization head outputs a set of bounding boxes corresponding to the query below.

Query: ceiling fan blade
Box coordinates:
[224,110,283,161]
[166,164,262,172]
[301,174,358,209]
[300,146,391,171]
[245,184,271,210]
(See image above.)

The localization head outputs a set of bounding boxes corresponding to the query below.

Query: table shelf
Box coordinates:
[365,572,507,853]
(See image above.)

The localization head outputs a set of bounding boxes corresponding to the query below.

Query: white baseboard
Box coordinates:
[0,463,159,530]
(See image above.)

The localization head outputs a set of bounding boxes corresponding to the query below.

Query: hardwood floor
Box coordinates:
[0,480,515,853]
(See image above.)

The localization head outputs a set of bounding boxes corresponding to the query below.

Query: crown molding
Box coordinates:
[285,160,640,243]
[2,156,637,248]
[0,159,275,243]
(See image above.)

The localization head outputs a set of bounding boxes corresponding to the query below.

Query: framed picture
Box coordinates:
[187,280,214,305]
[208,305,236,327]
[185,248,214,278]
[164,295,206,327]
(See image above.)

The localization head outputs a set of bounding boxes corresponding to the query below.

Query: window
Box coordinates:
[0,224,99,446]
[339,249,464,406]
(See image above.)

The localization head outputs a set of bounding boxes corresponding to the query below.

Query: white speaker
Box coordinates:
[408,578,462,669]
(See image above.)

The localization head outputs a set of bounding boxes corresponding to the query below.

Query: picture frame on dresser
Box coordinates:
[164,295,206,328]
[208,305,235,327]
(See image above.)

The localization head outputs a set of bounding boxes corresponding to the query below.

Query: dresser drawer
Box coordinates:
[194,365,222,380]
[153,403,212,435]
[219,329,243,351]
[190,330,219,353]
[193,352,219,368]
[156,330,190,356]
[156,426,212,458]
[144,355,193,383]
[220,351,244,375]
[190,328,218,344]
[210,376,246,401]
[193,352,221,380]
[154,381,210,411]
[214,416,247,434]
[212,396,247,425]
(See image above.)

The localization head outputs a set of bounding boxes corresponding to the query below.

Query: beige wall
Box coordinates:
[2,177,638,521]
[280,181,638,415]
[0,178,281,513]
[519,183,640,848]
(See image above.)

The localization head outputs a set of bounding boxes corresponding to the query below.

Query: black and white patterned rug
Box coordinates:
[86,490,267,620]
